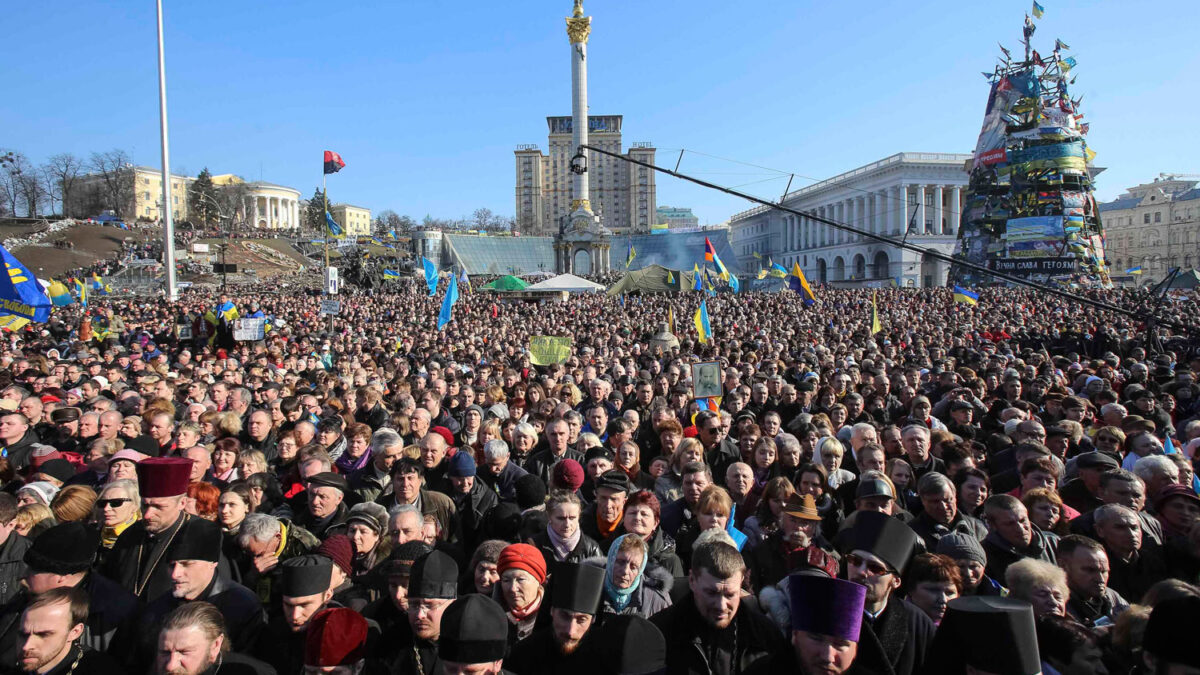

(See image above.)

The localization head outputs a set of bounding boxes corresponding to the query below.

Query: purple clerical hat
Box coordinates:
[788,574,866,642]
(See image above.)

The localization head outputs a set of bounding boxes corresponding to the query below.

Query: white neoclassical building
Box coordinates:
[245,182,301,230]
[729,152,972,287]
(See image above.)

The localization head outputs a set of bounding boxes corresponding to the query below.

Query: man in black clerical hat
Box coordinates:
[926,596,1042,674]
[395,550,459,675]
[253,554,334,674]
[507,562,606,674]
[438,594,512,675]
[362,540,433,665]
[589,614,668,675]
[132,517,265,669]
[836,510,933,675]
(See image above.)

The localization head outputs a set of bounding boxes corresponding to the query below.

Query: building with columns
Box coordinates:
[729,152,972,287]
[211,175,301,231]
[1099,174,1200,284]
[330,203,372,237]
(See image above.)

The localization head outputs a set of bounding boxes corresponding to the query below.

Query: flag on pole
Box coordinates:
[953,286,979,305]
[756,268,767,280]
[437,274,459,330]
[47,280,72,307]
[694,300,712,344]
[692,264,703,291]
[626,242,636,268]
[1125,266,1143,275]
[1031,1,1045,19]
[752,251,762,260]
[871,291,882,335]
[91,273,105,291]
[325,212,344,237]
[422,257,438,296]
[383,269,401,281]
[73,278,87,307]
[459,269,472,293]
[727,273,740,294]
[703,237,718,263]
[0,244,52,323]
[1055,38,1070,51]
[769,262,789,279]
[788,263,816,306]
[323,150,346,175]
[666,270,675,285]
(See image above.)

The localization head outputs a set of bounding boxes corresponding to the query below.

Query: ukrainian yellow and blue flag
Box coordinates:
[383,269,401,281]
[626,242,636,268]
[666,270,675,285]
[953,286,979,305]
[1125,266,1143,275]
[694,300,712,344]
[325,212,344,237]
[73,278,87,307]
[692,264,703,291]
[788,263,817,306]
[47,281,72,307]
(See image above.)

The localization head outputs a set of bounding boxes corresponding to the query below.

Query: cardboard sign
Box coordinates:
[233,318,266,341]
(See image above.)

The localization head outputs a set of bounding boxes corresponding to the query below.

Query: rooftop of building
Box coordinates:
[331,203,370,211]
[731,152,974,222]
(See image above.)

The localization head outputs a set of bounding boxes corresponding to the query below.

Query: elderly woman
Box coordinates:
[460,539,507,596]
[594,533,673,619]
[335,423,373,476]
[531,490,602,570]
[813,437,854,489]
[106,449,146,484]
[495,543,549,644]
[16,482,59,509]
[96,479,140,552]
[346,502,390,580]
[621,490,683,576]
[676,485,734,568]
[1005,558,1069,619]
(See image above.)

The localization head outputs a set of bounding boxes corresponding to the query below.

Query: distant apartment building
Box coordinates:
[515,115,656,235]
[656,205,699,229]
[330,203,373,237]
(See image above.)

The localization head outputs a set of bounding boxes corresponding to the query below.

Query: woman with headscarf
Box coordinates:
[494,543,548,645]
[594,533,672,619]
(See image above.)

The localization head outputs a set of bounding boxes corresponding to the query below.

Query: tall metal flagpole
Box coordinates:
[323,174,333,332]
[156,0,177,301]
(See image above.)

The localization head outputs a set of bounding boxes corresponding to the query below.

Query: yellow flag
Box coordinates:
[668,306,676,335]
[871,290,882,334]
[529,336,573,366]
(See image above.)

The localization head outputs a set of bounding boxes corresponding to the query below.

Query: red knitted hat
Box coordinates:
[315,534,354,576]
[497,543,547,585]
[431,426,455,447]
[551,459,585,491]
[304,608,367,667]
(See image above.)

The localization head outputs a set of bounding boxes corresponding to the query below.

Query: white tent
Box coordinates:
[524,273,606,293]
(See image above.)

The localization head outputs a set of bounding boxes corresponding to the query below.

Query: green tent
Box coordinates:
[606,264,689,295]
[482,275,529,292]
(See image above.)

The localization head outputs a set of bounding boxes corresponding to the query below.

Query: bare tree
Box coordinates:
[43,153,83,218]
[1,152,42,217]
[471,207,494,231]
[215,179,254,231]
[89,149,135,218]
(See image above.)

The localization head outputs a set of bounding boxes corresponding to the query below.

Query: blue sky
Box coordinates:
[5,1,1198,225]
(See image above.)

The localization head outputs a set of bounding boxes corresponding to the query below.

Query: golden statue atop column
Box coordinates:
[566,0,591,44]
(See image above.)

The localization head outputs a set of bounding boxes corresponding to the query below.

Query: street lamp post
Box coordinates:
[199,193,231,291]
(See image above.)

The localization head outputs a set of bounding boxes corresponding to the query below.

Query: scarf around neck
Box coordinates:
[546,523,580,561]
[604,533,647,612]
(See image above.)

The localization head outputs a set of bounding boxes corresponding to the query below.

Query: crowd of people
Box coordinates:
[0,277,1195,674]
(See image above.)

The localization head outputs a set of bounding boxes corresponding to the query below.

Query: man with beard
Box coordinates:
[102,457,196,602]
[747,575,869,675]
[652,541,782,674]
[16,587,120,674]
[132,517,265,669]
[393,550,458,675]
[507,562,605,674]
[154,601,266,675]
[746,493,829,594]
[837,510,933,675]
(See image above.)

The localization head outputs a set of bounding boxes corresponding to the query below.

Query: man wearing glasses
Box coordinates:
[695,410,738,478]
[838,510,933,675]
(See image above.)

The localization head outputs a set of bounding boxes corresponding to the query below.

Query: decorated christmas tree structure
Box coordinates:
[951,10,1109,288]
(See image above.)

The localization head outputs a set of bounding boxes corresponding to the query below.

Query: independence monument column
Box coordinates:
[566,0,596,231]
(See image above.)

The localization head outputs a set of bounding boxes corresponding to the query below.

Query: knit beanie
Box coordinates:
[551,459,585,491]
[514,474,547,510]
[936,532,987,567]
[497,543,547,585]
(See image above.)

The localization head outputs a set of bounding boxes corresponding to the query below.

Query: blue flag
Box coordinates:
[325,212,343,237]
[437,274,459,330]
[0,244,51,323]
[422,257,438,296]
[383,269,400,280]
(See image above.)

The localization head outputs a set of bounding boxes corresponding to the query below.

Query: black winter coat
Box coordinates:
[651,592,783,675]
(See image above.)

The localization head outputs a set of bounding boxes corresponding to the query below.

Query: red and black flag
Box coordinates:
[323,150,346,175]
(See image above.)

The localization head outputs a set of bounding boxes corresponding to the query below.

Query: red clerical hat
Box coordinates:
[136,457,193,499]
[305,608,367,666]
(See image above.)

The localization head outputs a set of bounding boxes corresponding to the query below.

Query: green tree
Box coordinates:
[303,187,330,232]
[187,168,219,226]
